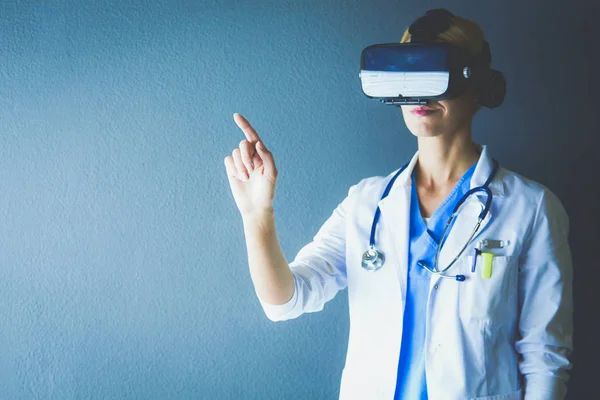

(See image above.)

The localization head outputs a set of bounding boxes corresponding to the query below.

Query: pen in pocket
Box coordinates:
[471,248,481,273]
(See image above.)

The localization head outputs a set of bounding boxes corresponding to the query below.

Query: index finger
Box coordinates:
[233,113,261,144]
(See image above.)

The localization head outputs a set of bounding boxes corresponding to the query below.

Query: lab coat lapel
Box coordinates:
[375,152,420,302]
[435,145,503,275]
[436,197,492,271]
[377,186,411,302]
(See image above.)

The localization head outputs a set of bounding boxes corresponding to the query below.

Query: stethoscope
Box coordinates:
[361,160,499,282]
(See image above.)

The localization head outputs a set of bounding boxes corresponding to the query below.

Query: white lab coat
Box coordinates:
[258,146,573,400]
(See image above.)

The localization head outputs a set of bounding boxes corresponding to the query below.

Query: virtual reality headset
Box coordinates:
[359,9,506,108]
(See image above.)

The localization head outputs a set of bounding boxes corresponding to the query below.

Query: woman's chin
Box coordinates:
[407,125,444,138]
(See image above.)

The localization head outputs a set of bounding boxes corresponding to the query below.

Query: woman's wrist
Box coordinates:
[241,208,275,227]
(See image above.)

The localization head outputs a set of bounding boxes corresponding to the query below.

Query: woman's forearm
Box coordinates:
[242,209,295,305]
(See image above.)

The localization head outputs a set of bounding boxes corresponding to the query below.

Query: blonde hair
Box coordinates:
[400,15,487,62]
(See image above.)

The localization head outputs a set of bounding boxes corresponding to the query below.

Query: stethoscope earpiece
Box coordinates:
[417,260,468,282]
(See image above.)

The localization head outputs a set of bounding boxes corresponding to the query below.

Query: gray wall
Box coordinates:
[0,0,597,399]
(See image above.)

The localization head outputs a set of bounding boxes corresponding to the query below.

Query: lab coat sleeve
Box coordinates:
[516,188,573,400]
[257,185,354,322]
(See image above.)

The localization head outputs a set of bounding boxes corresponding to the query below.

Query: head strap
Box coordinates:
[408,9,455,43]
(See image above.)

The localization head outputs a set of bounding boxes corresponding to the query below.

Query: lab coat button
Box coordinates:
[434,284,439,289]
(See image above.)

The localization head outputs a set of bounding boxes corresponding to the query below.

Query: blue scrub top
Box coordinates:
[394,162,477,400]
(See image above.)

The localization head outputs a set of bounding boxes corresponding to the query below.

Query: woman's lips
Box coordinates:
[411,106,439,117]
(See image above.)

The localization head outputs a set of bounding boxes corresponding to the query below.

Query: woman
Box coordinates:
[223,9,573,400]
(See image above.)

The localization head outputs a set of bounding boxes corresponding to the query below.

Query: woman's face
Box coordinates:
[400,87,478,138]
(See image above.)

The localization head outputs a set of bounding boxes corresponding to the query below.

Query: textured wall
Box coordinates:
[0,0,597,399]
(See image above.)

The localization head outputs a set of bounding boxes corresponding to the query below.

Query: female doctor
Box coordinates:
[223,9,573,400]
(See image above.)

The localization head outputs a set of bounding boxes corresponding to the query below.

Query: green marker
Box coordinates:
[481,252,494,279]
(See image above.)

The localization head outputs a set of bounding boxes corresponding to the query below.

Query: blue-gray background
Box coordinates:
[0,0,597,399]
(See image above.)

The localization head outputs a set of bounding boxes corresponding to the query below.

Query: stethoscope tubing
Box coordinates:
[363,159,500,277]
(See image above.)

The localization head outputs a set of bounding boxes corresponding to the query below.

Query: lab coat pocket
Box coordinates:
[471,388,523,400]
[460,255,518,324]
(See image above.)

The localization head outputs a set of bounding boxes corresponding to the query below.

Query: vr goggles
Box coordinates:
[359,9,506,108]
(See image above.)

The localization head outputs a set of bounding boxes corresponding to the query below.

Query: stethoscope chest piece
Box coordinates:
[361,246,385,271]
